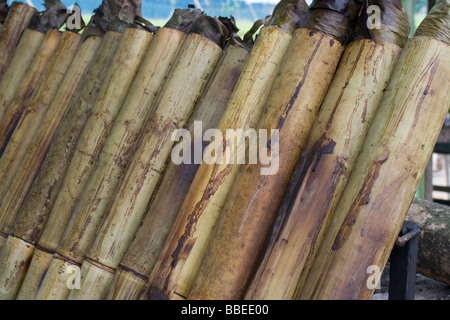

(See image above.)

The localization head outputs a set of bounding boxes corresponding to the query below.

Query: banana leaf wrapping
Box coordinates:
[164,7,238,48]
[415,0,450,46]
[353,0,410,48]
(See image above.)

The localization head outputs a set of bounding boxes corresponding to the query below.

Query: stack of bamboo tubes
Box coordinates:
[0,0,448,301]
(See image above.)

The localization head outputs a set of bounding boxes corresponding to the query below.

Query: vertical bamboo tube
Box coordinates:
[0,2,36,80]
[0,35,102,251]
[300,2,450,300]
[141,26,293,301]
[245,1,410,300]
[0,28,44,121]
[0,29,61,158]
[188,2,362,300]
[68,32,223,300]
[35,27,185,301]
[0,32,81,234]
[17,28,152,300]
[106,44,249,300]
[14,31,123,301]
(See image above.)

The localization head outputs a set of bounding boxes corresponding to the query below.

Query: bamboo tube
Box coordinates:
[188,0,362,300]
[0,2,36,80]
[106,44,249,300]
[0,28,44,121]
[0,35,102,248]
[18,28,152,300]
[0,39,99,300]
[68,32,223,301]
[0,29,61,158]
[300,0,450,300]
[0,0,6,29]
[35,27,185,301]
[142,25,296,300]
[0,1,8,26]
[0,32,81,232]
[13,31,123,301]
[245,0,410,300]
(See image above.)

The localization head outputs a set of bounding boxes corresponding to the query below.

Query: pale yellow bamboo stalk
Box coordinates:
[35,27,185,301]
[188,22,355,301]
[300,3,450,300]
[0,29,61,159]
[141,26,293,301]
[14,31,123,301]
[0,32,81,232]
[0,2,36,80]
[18,28,152,301]
[68,32,223,300]
[0,39,102,302]
[106,44,249,300]
[0,28,44,121]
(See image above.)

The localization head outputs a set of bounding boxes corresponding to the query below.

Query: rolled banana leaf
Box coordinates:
[36,27,185,301]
